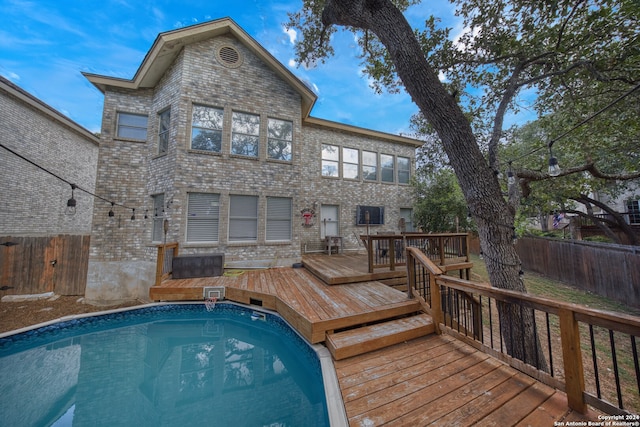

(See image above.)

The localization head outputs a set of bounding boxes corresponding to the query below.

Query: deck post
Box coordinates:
[559,308,587,413]
[429,275,443,334]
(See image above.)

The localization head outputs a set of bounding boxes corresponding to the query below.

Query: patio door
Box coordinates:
[320,204,339,238]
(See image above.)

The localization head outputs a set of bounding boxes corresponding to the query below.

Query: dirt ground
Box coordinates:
[0,295,144,334]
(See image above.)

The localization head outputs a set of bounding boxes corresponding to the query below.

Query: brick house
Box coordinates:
[82,18,422,303]
[0,75,99,235]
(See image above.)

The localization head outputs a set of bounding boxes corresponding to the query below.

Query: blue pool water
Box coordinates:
[0,303,330,426]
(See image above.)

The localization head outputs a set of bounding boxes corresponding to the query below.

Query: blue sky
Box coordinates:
[0,0,532,136]
[0,0,467,135]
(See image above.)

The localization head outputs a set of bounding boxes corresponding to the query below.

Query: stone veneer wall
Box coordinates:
[0,82,98,235]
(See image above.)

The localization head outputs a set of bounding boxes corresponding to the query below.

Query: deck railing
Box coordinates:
[155,242,179,286]
[360,232,470,274]
[406,246,640,416]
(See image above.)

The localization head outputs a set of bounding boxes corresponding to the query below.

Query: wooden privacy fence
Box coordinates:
[406,247,640,416]
[516,237,640,308]
[0,235,90,296]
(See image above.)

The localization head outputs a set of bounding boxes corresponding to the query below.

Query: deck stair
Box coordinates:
[325,313,434,360]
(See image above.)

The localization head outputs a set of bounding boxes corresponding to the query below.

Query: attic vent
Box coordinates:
[216,45,242,68]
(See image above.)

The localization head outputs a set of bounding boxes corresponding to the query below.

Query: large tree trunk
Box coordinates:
[322,0,546,368]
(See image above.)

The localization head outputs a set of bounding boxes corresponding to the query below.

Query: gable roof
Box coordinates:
[82,17,317,117]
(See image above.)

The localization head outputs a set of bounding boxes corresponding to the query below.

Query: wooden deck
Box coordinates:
[302,253,407,285]
[149,264,421,344]
[149,254,605,425]
[335,334,604,426]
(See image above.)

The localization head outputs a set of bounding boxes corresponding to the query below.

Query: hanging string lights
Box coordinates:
[505,83,640,183]
[0,142,146,221]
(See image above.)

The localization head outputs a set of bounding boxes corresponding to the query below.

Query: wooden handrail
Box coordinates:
[406,246,640,415]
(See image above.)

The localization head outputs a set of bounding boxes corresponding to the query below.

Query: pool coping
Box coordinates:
[0,301,349,427]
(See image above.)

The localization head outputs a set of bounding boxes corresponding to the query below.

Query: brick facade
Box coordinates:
[84,19,421,302]
[0,76,99,235]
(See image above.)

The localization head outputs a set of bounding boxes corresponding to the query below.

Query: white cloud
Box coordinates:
[0,69,20,82]
[283,27,296,44]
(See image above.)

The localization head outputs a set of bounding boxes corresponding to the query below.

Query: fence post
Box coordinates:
[559,308,587,413]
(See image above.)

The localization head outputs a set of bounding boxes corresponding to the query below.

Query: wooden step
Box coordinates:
[325,313,435,360]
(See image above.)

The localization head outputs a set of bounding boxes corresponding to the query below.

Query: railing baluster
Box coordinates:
[609,330,624,409]
[590,325,602,399]
[633,335,640,395]
[546,313,554,377]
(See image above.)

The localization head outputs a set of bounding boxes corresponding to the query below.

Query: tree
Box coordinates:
[287,0,638,366]
[506,119,640,245]
[411,168,474,232]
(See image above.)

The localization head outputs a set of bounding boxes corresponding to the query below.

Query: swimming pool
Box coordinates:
[0,303,331,426]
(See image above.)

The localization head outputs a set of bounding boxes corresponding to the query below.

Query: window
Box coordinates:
[229,195,258,242]
[266,197,292,241]
[191,105,223,152]
[117,112,148,141]
[232,112,260,157]
[158,109,171,154]
[267,118,293,161]
[151,194,164,242]
[356,205,384,225]
[627,199,640,224]
[400,208,415,232]
[398,156,410,184]
[321,144,339,177]
[381,154,394,182]
[186,193,220,242]
[363,151,378,181]
[343,147,359,180]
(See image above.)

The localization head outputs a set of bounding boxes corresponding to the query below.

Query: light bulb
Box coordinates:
[548,156,561,176]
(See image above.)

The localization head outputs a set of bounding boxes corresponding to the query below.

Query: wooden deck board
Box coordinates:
[335,333,605,427]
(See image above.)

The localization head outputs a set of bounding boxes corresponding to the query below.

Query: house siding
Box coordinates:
[85,21,420,302]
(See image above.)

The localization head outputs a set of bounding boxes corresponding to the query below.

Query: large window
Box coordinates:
[231,112,260,157]
[151,194,164,242]
[398,156,411,184]
[117,112,148,141]
[343,147,359,180]
[191,105,223,152]
[229,195,258,242]
[186,193,220,242]
[266,197,292,241]
[158,109,171,154]
[321,144,339,177]
[381,154,395,183]
[363,151,378,181]
[267,118,293,161]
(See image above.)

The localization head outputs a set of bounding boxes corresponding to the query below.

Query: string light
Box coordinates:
[505,83,640,178]
[66,184,77,216]
[0,142,142,220]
